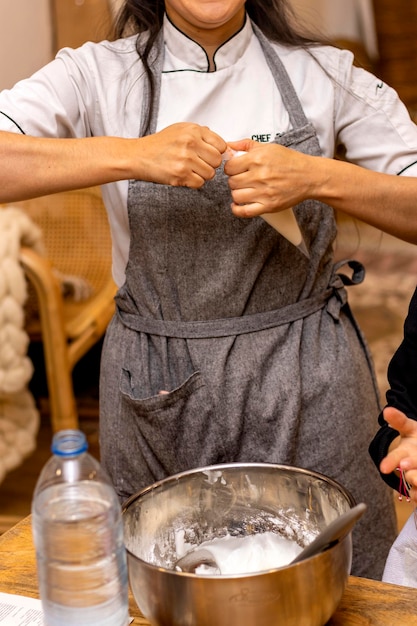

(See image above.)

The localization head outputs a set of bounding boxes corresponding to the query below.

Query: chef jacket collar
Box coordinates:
[163,12,253,72]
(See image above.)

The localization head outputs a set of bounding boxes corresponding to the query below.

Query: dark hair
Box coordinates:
[112,1,320,133]
[112,0,317,43]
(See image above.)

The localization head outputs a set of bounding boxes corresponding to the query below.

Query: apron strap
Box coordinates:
[117,286,339,338]
[252,22,310,130]
[116,259,364,338]
[326,259,366,320]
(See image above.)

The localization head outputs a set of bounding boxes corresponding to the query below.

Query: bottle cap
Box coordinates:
[51,429,88,457]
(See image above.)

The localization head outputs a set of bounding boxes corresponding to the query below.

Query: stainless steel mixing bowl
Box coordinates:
[122,463,356,626]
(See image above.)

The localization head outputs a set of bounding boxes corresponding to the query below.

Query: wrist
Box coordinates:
[308,156,345,204]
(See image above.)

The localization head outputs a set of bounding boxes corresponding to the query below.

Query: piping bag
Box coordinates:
[223,149,309,257]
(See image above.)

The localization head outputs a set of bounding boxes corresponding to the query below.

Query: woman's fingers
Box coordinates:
[137,123,227,188]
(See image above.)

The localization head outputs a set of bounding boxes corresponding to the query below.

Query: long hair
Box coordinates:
[111,1,319,133]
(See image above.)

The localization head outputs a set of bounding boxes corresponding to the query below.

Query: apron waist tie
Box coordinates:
[116,284,347,339]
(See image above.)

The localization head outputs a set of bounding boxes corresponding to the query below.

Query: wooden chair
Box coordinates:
[16,187,117,432]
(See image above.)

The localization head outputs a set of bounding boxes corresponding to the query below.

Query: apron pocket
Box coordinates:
[119,368,227,479]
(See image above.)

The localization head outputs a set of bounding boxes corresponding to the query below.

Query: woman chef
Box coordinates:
[2,0,417,579]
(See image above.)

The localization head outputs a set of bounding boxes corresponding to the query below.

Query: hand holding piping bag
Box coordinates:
[224,140,309,257]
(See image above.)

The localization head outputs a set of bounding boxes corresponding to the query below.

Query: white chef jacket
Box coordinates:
[1,15,417,286]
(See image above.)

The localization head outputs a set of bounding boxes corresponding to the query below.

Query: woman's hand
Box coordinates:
[224,139,317,217]
[380,406,417,503]
[222,138,417,244]
[135,123,227,188]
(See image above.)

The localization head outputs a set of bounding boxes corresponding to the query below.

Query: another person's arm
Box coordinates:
[369,287,417,503]
[378,408,417,501]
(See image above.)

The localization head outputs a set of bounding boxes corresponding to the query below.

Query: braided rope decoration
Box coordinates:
[0,207,43,483]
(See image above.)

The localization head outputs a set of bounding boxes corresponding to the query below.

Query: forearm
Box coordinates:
[0,131,135,202]
[310,157,417,244]
[0,123,227,203]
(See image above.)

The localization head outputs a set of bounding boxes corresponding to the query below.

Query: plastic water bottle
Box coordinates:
[31,429,129,626]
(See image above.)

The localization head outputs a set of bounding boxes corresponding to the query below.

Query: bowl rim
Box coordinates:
[122,462,356,509]
[122,461,356,578]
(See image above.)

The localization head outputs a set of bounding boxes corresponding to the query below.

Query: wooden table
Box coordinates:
[1,516,417,625]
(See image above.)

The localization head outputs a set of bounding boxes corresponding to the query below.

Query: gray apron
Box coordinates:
[100,23,397,579]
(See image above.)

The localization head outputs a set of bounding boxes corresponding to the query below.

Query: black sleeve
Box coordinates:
[368,286,417,491]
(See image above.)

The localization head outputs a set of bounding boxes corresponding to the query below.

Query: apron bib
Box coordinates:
[99,23,397,579]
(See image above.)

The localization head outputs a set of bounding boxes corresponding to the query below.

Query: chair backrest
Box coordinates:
[17,187,112,289]
[13,187,114,325]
